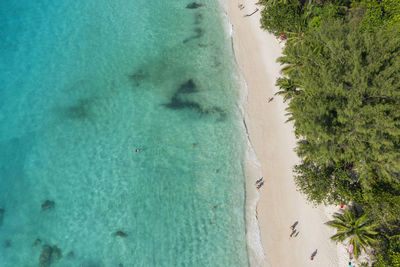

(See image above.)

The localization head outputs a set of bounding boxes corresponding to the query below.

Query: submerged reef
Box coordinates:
[66,251,74,258]
[164,79,226,120]
[3,239,11,248]
[177,79,198,94]
[115,231,128,238]
[164,79,200,110]
[33,238,42,247]
[41,200,55,211]
[129,69,146,86]
[0,208,4,226]
[183,27,204,43]
[186,2,203,9]
[61,98,93,120]
[39,244,62,267]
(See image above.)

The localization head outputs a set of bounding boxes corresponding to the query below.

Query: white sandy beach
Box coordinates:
[225,1,343,266]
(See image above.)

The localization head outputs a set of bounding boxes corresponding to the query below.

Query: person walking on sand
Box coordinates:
[310,249,318,260]
[290,221,298,231]
[289,229,296,238]
[257,181,264,189]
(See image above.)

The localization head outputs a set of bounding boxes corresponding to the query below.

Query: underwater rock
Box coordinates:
[183,28,204,43]
[178,79,197,94]
[41,200,55,211]
[186,2,203,9]
[33,238,42,247]
[194,27,203,36]
[164,79,226,121]
[129,69,146,86]
[165,79,201,110]
[52,246,62,260]
[0,209,4,227]
[39,244,62,267]
[115,231,128,237]
[67,251,74,258]
[63,99,92,120]
[3,239,11,248]
[165,96,202,111]
[0,208,4,226]
[39,245,52,267]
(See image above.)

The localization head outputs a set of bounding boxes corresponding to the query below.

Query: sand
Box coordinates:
[225,1,342,266]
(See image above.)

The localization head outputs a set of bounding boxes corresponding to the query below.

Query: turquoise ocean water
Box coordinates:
[0,0,249,266]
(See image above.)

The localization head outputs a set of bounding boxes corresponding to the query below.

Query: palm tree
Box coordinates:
[275,77,302,102]
[277,54,303,76]
[326,206,379,258]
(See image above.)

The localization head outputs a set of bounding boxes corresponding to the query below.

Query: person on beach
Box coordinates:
[267,97,274,103]
[290,229,296,237]
[310,249,318,260]
[290,221,298,230]
[257,181,264,189]
[238,4,244,10]
[255,177,263,184]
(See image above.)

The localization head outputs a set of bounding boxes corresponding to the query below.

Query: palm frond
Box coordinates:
[325,206,378,259]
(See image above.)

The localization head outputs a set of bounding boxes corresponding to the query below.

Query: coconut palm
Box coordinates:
[277,54,303,76]
[275,77,302,102]
[326,206,379,258]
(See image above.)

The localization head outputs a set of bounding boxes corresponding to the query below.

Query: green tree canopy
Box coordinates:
[260,0,400,263]
[326,206,379,258]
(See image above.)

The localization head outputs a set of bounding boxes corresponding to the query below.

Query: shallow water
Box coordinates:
[0,0,248,266]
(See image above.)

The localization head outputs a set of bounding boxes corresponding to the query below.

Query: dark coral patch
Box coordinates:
[186,2,203,9]
[178,79,197,94]
[41,200,55,211]
[115,231,128,237]
[165,96,202,111]
[33,238,42,247]
[129,69,146,86]
[164,79,201,111]
[3,239,11,248]
[54,97,94,121]
[0,208,4,226]
[183,28,204,43]
[164,79,226,120]
[39,244,62,267]
[63,99,92,120]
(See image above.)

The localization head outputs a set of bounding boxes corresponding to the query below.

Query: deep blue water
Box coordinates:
[0,1,248,266]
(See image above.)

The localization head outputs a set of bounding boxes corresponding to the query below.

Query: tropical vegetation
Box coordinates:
[325,206,378,258]
[259,0,400,265]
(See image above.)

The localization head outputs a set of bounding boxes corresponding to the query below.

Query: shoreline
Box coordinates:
[224,1,341,266]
